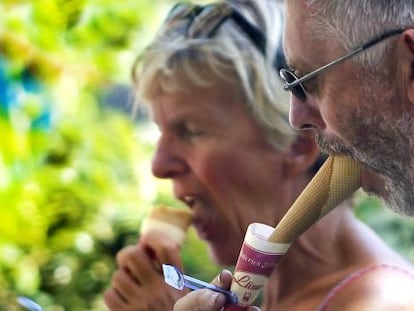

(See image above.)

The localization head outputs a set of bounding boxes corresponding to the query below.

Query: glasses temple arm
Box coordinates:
[284,47,364,89]
[284,28,405,90]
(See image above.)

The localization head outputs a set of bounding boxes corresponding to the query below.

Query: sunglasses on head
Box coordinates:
[164,2,267,56]
[279,28,404,102]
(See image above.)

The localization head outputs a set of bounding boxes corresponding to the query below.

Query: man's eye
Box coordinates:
[293,69,303,78]
[303,76,318,93]
[293,70,317,93]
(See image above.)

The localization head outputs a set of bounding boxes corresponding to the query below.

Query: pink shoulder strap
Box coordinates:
[317,264,414,311]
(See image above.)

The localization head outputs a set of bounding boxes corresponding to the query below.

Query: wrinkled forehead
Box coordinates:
[136,47,241,106]
[284,1,313,66]
[283,1,336,71]
[138,57,242,109]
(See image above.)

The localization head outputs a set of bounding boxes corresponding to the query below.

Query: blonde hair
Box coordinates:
[132,0,295,149]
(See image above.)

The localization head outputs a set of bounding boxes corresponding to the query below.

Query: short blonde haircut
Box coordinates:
[132,0,295,149]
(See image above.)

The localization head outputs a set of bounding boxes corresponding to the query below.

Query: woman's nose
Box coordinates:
[151,137,187,179]
[288,94,325,130]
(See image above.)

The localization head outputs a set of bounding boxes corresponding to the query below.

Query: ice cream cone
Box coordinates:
[268,155,361,243]
[140,205,193,247]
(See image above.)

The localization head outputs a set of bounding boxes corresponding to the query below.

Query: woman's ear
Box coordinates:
[283,132,320,179]
[399,29,414,104]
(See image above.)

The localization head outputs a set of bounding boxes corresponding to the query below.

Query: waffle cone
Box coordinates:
[268,156,361,243]
[140,205,193,246]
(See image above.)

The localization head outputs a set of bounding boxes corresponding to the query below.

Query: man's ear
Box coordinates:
[400,29,414,104]
[283,132,320,179]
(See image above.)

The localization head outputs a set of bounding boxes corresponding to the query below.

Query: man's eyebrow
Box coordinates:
[283,55,297,71]
[285,64,296,72]
[284,51,316,72]
[285,58,314,76]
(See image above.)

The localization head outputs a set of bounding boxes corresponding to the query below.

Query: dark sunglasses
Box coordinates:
[164,2,267,56]
[279,28,405,101]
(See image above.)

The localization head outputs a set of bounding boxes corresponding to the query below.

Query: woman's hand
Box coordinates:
[104,233,187,311]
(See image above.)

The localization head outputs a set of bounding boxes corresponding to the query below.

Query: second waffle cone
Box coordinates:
[268,156,361,244]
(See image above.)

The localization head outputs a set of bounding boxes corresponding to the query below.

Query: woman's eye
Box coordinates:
[180,125,203,137]
[187,129,203,136]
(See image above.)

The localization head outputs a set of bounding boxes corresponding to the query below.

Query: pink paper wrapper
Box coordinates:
[226,223,290,309]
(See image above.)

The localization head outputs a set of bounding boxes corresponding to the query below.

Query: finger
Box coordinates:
[139,232,183,268]
[123,244,164,283]
[116,244,161,282]
[110,269,140,303]
[118,243,188,299]
[174,289,226,311]
[103,288,128,310]
[111,242,189,311]
[116,245,139,267]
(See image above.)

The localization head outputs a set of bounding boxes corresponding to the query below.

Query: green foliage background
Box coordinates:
[0,1,413,310]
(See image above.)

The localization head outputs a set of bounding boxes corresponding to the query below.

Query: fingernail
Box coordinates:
[218,269,231,283]
[218,271,223,283]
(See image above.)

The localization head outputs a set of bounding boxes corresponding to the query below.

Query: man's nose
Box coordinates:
[289,94,325,130]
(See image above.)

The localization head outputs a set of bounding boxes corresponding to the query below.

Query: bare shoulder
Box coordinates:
[325,264,414,311]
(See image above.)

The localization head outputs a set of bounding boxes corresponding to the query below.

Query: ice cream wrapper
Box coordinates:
[227,223,290,308]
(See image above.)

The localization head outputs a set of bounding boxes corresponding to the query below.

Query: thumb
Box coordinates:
[211,270,233,289]
[173,289,226,311]
[216,271,261,311]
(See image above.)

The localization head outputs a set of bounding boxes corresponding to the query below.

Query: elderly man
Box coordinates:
[279,0,414,216]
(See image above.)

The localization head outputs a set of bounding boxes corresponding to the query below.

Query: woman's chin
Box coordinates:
[208,245,239,267]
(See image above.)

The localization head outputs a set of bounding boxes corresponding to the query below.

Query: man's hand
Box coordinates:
[174,270,260,311]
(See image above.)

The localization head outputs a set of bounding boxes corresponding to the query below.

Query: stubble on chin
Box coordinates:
[315,127,414,216]
[313,106,414,216]
[313,131,354,158]
[382,175,414,216]
[303,60,414,215]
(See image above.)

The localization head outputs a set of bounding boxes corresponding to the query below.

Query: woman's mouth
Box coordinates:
[192,215,217,241]
[182,195,196,207]
[178,194,217,240]
[193,222,209,240]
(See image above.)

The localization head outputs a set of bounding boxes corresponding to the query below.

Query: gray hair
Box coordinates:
[304,1,414,74]
[132,0,296,149]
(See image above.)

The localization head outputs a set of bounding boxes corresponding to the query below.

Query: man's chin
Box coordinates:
[314,132,354,158]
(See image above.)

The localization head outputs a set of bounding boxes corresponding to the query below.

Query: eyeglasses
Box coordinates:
[279,28,405,101]
[164,2,267,56]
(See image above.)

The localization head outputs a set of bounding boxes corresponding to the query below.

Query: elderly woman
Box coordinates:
[104,1,414,310]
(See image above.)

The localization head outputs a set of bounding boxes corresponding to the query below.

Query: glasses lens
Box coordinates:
[280,69,306,101]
